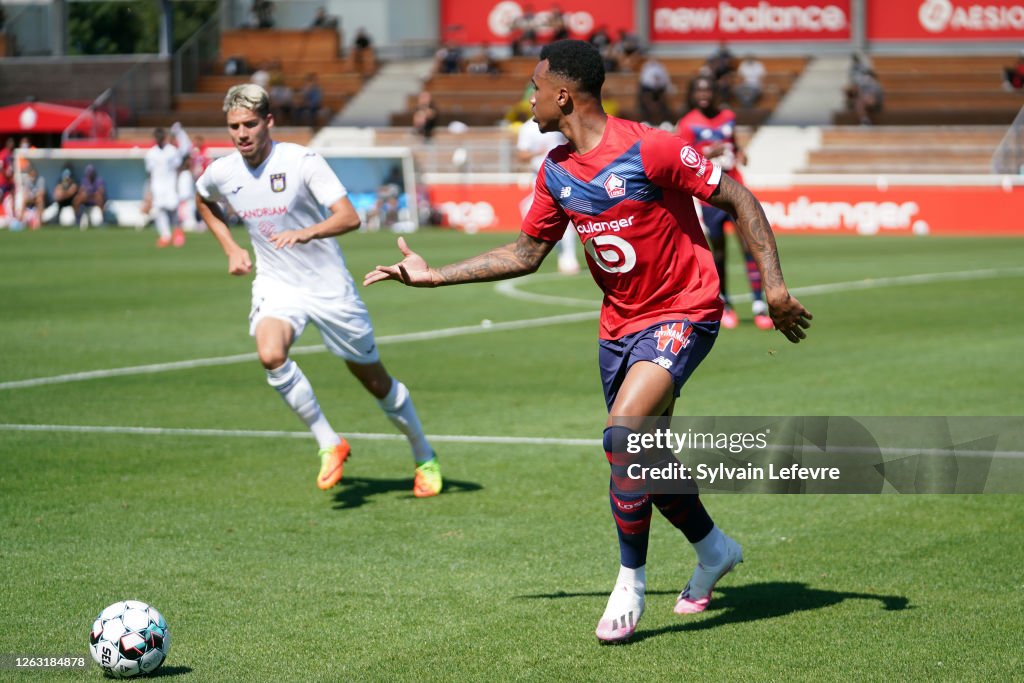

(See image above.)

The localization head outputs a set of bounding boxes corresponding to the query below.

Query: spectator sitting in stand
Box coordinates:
[850,69,884,125]
[411,91,439,141]
[465,43,500,75]
[353,28,374,73]
[435,42,463,74]
[269,73,294,124]
[311,7,338,28]
[74,164,107,228]
[1002,51,1024,91]
[614,30,642,71]
[735,54,765,109]
[295,73,325,126]
[250,62,271,90]
[252,0,274,28]
[637,52,673,127]
[706,41,736,101]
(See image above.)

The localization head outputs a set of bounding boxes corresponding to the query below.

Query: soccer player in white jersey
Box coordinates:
[145,123,192,248]
[194,84,442,497]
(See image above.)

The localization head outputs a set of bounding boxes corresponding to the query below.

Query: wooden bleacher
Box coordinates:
[371,124,755,175]
[392,56,807,129]
[803,126,1005,174]
[116,126,316,148]
[833,55,1023,126]
[160,28,374,128]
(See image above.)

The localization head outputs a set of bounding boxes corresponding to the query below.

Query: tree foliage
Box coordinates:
[69,1,218,55]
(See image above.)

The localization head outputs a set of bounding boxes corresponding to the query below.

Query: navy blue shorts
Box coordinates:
[598,320,719,411]
[701,204,731,241]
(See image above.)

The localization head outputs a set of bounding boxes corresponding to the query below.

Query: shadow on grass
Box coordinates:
[331,476,483,509]
[517,582,909,643]
[148,665,193,677]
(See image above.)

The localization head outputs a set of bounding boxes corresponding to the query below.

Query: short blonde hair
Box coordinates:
[223,84,271,117]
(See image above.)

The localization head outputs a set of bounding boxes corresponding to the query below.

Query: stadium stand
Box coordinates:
[372,124,756,175]
[150,28,374,129]
[803,126,1006,174]
[391,56,807,129]
[833,55,1023,126]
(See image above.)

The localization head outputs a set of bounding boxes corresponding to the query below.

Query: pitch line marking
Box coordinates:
[0,423,1020,458]
[2,266,1023,392]
[495,266,1024,308]
[0,311,598,391]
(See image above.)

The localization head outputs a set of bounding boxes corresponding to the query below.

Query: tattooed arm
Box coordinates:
[706,174,813,343]
[363,232,556,288]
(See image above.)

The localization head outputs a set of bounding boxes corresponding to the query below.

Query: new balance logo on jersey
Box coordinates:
[654,322,693,355]
[270,173,286,193]
[559,186,572,199]
[604,173,626,198]
[653,356,674,369]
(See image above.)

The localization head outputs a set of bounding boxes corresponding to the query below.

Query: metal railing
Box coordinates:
[992,105,1024,174]
[172,4,223,96]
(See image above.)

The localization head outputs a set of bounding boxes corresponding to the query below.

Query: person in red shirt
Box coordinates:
[678,74,772,330]
[365,40,811,643]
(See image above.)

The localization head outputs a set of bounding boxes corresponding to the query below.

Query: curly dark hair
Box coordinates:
[539,39,605,99]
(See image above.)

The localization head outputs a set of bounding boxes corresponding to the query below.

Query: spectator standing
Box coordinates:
[145,123,192,248]
[311,7,338,28]
[735,54,765,109]
[706,41,736,101]
[516,118,578,275]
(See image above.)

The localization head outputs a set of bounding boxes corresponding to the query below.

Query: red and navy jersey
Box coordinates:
[676,108,743,184]
[522,116,724,340]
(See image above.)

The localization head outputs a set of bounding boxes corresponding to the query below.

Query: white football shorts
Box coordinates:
[248,278,380,364]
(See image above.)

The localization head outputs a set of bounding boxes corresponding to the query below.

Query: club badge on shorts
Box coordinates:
[270,173,287,192]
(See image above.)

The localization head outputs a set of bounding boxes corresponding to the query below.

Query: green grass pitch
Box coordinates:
[1,228,1022,681]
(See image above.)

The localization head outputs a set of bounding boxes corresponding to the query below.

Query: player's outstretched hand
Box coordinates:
[363,237,435,287]
[767,291,812,343]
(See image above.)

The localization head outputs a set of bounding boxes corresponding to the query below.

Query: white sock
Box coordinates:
[266,360,339,450]
[377,379,433,463]
[692,525,726,567]
[601,565,646,620]
[154,210,172,240]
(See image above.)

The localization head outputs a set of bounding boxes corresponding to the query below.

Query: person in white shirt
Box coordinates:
[516,118,578,275]
[194,84,441,497]
[145,123,192,247]
[735,54,765,109]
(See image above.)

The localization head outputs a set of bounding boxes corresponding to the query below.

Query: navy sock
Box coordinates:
[605,426,652,569]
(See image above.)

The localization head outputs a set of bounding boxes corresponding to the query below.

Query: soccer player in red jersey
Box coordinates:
[365,40,811,643]
[678,74,772,330]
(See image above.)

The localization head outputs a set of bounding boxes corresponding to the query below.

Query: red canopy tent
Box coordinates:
[0,102,114,139]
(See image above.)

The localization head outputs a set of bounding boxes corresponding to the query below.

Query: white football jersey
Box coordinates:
[196,142,355,295]
[146,143,188,210]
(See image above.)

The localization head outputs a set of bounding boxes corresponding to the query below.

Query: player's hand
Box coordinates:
[363,237,435,287]
[227,248,252,276]
[766,290,812,343]
[269,229,310,249]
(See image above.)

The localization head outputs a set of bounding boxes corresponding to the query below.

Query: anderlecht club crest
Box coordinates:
[270,173,286,192]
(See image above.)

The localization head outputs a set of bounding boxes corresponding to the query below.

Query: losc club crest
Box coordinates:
[270,173,287,193]
[603,173,626,198]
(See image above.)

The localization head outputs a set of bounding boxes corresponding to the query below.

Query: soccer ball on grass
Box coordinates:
[89,600,170,678]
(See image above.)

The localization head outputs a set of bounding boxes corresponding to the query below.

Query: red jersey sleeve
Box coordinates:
[520,168,571,242]
[640,130,721,203]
